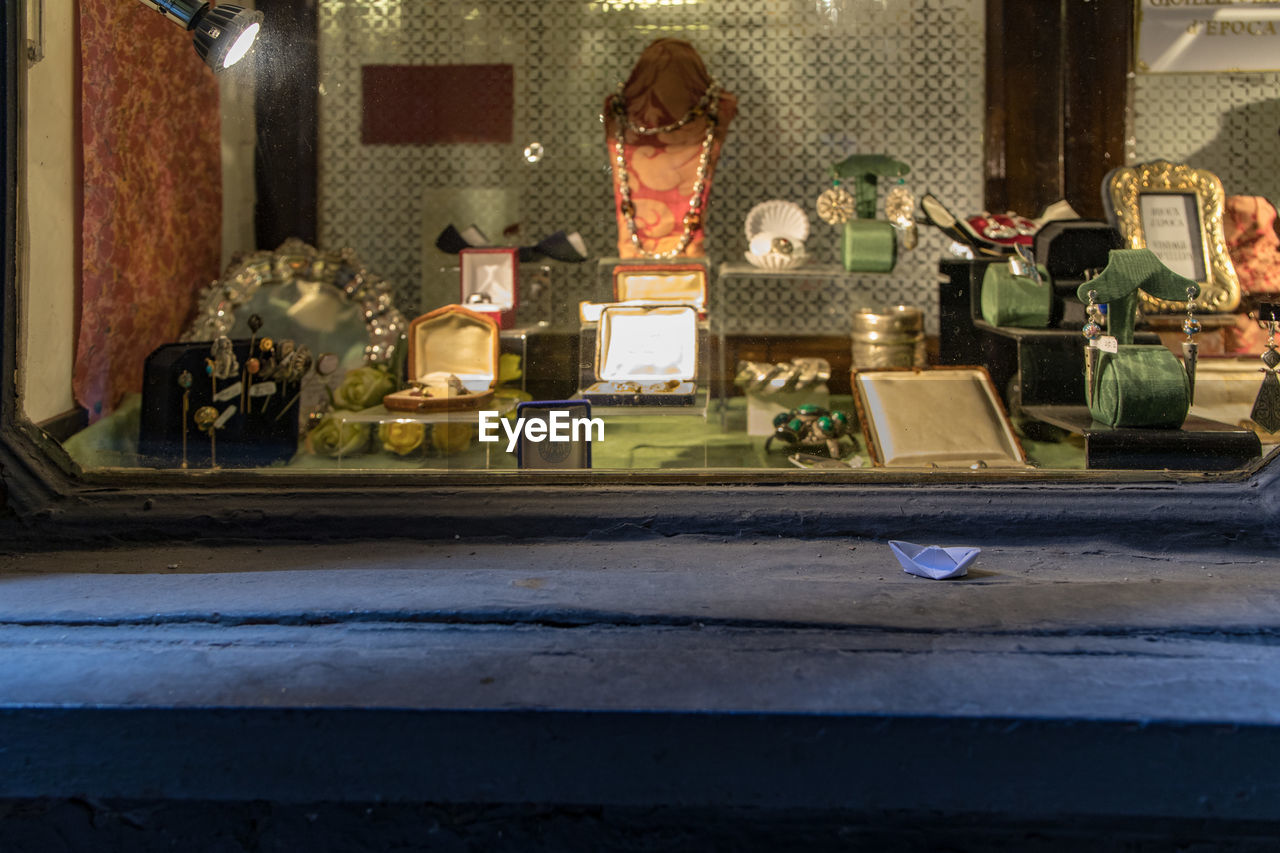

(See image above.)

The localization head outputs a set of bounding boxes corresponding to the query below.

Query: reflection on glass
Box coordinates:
[23,0,1280,476]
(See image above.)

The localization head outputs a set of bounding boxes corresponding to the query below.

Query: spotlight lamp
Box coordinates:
[135,1,264,71]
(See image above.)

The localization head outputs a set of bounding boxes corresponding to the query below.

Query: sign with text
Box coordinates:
[1138,1,1280,73]
[1139,193,1206,281]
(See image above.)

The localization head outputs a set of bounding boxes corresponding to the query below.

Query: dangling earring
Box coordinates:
[1251,308,1280,433]
[1182,285,1200,406]
[885,180,917,251]
[1082,285,1104,408]
[816,174,855,225]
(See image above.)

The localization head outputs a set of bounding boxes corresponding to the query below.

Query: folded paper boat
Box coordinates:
[888,540,979,580]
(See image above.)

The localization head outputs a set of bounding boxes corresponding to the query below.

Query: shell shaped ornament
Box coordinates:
[744,245,808,270]
[745,233,807,270]
[816,185,855,225]
[745,200,810,245]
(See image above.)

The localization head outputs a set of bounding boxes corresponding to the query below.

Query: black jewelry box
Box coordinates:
[139,340,301,469]
[1033,220,1123,283]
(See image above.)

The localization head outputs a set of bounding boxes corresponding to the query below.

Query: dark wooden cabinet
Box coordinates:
[985,0,1133,220]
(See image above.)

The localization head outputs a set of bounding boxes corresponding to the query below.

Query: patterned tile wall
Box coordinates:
[317,0,985,336]
[1132,72,1280,201]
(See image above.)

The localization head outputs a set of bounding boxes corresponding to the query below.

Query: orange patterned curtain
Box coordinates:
[76,0,222,418]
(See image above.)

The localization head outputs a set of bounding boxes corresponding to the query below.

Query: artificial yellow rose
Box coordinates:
[378,421,426,456]
[331,365,396,411]
[430,422,475,453]
[498,352,523,385]
[305,414,370,457]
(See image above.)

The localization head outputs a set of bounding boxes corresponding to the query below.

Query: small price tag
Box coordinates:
[214,405,236,429]
[1095,336,1119,354]
[249,381,277,397]
[213,381,243,403]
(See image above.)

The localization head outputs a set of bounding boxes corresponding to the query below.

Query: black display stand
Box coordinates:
[937,259,1160,409]
[139,341,301,469]
[1023,405,1261,470]
[938,258,1261,470]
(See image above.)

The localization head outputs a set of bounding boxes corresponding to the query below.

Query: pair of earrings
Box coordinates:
[815,177,918,252]
[1082,282,1200,408]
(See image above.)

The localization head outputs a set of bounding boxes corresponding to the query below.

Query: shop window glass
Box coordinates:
[15,0,1279,480]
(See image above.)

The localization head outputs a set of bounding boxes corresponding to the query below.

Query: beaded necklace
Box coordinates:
[610,80,721,259]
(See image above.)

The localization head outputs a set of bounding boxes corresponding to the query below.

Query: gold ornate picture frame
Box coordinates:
[1103,160,1240,314]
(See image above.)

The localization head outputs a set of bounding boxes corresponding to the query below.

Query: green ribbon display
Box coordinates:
[842,220,897,273]
[1076,249,1198,428]
[981,263,1052,328]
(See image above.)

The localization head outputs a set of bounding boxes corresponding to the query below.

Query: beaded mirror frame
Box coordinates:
[181,238,408,367]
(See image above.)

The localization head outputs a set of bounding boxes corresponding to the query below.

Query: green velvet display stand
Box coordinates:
[981,263,1052,328]
[1076,249,1197,429]
[832,154,908,273]
[842,220,896,273]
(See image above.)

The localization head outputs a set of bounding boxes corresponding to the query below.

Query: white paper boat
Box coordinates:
[888,540,979,580]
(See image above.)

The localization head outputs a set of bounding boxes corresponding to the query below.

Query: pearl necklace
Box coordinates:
[610,81,720,259]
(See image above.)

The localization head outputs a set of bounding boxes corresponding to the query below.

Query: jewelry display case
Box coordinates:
[711,262,880,424]
[139,340,301,469]
[26,1,1279,483]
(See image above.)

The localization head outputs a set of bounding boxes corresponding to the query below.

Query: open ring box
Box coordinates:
[460,247,518,329]
[382,304,499,412]
[581,304,699,406]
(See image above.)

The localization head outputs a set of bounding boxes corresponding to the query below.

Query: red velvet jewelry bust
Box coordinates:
[604,39,737,259]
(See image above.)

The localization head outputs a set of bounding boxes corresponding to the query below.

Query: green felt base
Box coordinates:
[1089,346,1190,429]
[842,221,897,273]
[63,394,1085,472]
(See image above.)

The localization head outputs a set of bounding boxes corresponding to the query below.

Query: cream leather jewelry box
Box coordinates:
[612,263,708,316]
[582,304,698,406]
[460,247,518,329]
[853,367,1027,468]
[383,304,499,412]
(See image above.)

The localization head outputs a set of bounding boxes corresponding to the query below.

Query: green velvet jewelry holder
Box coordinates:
[832,154,909,273]
[1089,347,1189,429]
[1075,249,1199,429]
[842,220,897,273]
[981,262,1052,328]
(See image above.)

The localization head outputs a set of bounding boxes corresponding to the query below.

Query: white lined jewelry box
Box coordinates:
[581,304,699,406]
[460,247,519,329]
[383,304,499,412]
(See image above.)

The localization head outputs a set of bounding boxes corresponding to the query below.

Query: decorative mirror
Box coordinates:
[181,238,407,369]
[1103,159,1241,314]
